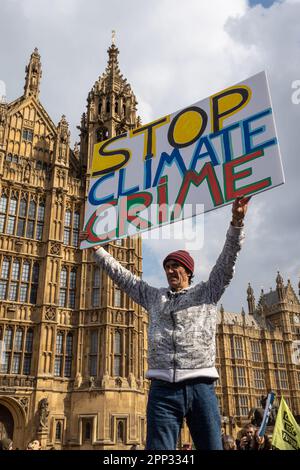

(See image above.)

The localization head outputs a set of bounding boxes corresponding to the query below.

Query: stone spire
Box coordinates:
[107,40,120,79]
[24,48,42,99]
[276,271,285,301]
[247,282,255,315]
[82,35,139,169]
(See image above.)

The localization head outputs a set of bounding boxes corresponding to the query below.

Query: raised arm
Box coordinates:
[80,233,158,310]
[205,196,250,304]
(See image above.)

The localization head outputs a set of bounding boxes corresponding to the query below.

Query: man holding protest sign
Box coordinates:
[80,195,250,450]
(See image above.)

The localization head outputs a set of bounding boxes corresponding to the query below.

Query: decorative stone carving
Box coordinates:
[91,312,98,323]
[115,377,122,388]
[116,312,122,324]
[38,397,49,431]
[17,396,29,415]
[88,376,95,390]
[128,372,136,389]
[74,372,82,388]
[50,242,61,255]
[45,306,56,321]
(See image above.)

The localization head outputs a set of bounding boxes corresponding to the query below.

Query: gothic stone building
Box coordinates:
[0,45,300,449]
[214,276,300,437]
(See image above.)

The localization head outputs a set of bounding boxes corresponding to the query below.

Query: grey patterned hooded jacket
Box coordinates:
[94,224,244,383]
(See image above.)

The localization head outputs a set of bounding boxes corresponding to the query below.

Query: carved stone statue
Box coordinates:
[88,376,95,389]
[38,398,49,430]
[74,371,82,388]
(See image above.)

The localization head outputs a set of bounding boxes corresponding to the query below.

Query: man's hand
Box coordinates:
[255,432,265,446]
[231,196,251,227]
[239,436,249,449]
[79,231,99,252]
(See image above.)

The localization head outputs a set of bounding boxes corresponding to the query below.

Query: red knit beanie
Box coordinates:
[163,250,194,274]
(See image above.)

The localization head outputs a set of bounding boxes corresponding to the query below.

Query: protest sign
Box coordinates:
[81,71,284,247]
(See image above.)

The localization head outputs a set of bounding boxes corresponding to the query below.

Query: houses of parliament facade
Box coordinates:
[0,42,300,449]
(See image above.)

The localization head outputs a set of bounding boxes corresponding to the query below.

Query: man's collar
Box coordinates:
[167,286,192,297]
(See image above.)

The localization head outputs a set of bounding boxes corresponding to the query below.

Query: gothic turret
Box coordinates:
[276,271,285,302]
[24,48,42,99]
[247,282,255,314]
[82,33,139,170]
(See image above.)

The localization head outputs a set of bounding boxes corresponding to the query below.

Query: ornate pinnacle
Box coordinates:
[276,270,284,287]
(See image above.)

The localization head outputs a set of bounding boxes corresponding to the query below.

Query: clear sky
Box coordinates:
[1,0,299,313]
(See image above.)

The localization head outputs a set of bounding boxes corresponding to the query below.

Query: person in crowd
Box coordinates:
[0,437,13,450]
[237,424,271,450]
[26,439,41,450]
[222,434,237,450]
[181,443,192,450]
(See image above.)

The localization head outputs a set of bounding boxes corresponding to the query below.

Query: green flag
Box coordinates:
[272,397,300,450]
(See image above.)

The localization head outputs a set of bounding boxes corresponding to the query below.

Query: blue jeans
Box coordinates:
[146,377,222,450]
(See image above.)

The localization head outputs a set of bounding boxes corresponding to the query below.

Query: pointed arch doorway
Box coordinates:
[0,403,14,440]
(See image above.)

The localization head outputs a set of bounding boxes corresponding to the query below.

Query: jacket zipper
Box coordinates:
[170,310,176,382]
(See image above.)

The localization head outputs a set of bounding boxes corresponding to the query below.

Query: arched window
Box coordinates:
[114,331,122,377]
[55,421,62,440]
[63,209,79,247]
[59,268,67,307]
[84,420,91,441]
[114,288,121,307]
[17,198,27,236]
[92,267,100,307]
[54,332,64,377]
[115,100,119,113]
[69,269,76,309]
[20,260,30,302]
[14,328,23,351]
[106,99,110,114]
[117,420,125,443]
[98,100,102,114]
[96,127,109,143]
[26,200,36,238]
[36,201,45,241]
[0,194,8,233]
[64,333,73,377]
[23,328,33,375]
[30,262,39,304]
[59,266,77,309]
[12,326,22,374]
[64,210,71,245]
[1,327,13,373]
[0,258,10,300]
[7,197,17,234]
[9,259,20,301]
[89,330,98,377]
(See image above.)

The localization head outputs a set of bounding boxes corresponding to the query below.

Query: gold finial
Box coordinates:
[112,30,116,45]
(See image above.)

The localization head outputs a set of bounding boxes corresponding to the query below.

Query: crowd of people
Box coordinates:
[222,423,272,451]
[0,438,56,450]
[0,423,273,451]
